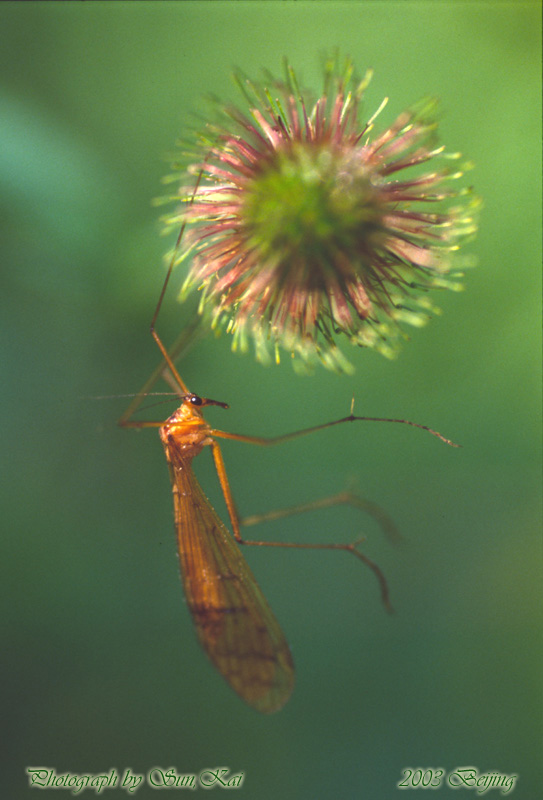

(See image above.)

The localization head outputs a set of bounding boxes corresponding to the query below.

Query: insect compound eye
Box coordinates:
[188,394,203,406]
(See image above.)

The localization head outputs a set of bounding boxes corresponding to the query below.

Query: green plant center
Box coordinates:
[242,145,379,262]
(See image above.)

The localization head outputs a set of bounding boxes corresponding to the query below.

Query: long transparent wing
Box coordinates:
[164,442,294,714]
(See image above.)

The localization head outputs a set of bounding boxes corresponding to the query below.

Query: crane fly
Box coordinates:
[159,390,295,714]
[118,174,459,714]
[119,330,458,714]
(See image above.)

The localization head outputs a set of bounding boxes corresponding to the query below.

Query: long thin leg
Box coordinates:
[118,419,165,430]
[211,441,398,542]
[211,412,459,448]
[118,312,203,427]
[148,168,207,395]
[119,167,208,428]
[210,441,394,612]
[241,538,393,614]
[208,410,459,612]
[241,490,401,545]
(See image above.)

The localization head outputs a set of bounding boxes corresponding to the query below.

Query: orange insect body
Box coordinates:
[159,395,294,713]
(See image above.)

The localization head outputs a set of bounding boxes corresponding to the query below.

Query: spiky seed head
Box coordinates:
[160,55,480,373]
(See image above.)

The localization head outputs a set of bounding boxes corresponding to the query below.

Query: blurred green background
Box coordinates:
[2,2,541,798]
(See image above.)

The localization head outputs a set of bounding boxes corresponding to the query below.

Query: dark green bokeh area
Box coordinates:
[2,2,541,798]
